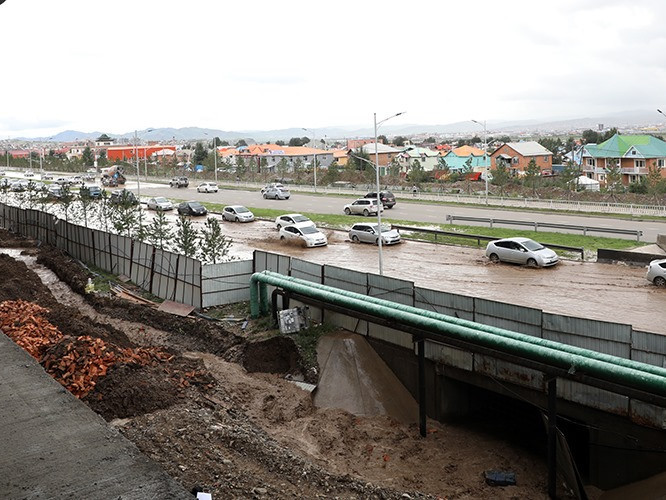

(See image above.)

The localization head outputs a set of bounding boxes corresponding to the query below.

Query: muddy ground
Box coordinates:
[0,229,557,499]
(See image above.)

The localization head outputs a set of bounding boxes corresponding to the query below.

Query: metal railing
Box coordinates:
[445,214,643,241]
[392,224,585,260]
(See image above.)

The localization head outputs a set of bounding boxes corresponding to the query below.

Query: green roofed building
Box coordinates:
[581,134,666,185]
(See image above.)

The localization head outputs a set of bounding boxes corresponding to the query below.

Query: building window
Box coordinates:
[511,157,519,164]
[544,155,548,161]
[586,158,596,167]
[635,159,645,168]
[658,159,665,168]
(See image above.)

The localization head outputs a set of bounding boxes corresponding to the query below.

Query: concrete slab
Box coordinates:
[314,331,418,424]
[0,332,190,499]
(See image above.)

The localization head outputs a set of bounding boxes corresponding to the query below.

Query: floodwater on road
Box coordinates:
[199,218,666,335]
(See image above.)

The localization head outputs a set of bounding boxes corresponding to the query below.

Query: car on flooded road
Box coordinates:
[275,213,312,230]
[177,201,208,216]
[485,237,559,267]
[279,222,327,247]
[646,258,666,287]
[223,205,254,222]
[349,222,401,245]
[147,197,174,211]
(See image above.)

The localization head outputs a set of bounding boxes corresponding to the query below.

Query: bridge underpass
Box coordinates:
[251,271,666,498]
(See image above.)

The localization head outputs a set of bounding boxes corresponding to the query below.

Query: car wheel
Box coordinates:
[263,193,268,199]
[375,238,379,245]
[351,235,360,243]
[280,235,285,240]
[386,205,392,209]
[234,217,239,222]
[344,208,351,215]
[276,224,282,230]
[527,258,538,268]
[363,209,369,216]
[489,253,500,263]
[654,276,666,287]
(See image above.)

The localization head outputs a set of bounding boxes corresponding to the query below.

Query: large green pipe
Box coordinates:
[250,271,666,397]
[259,271,666,380]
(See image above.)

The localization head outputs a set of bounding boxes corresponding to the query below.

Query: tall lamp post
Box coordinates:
[471,119,488,204]
[374,111,405,275]
[302,128,317,192]
[134,129,154,227]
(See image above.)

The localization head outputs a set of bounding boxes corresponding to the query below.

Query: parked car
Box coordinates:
[263,186,290,200]
[485,237,559,267]
[646,258,666,287]
[54,177,72,186]
[24,170,35,177]
[343,198,383,216]
[170,176,189,188]
[0,178,10,188]
[364,190,396,209]
[41,172,53,180]
[0,169,5,176]
[82,173,95,182]
[71,175,83,183]
[261,182,285,194]
[177,201,207,216]
[279,222,328,247]
[197,182,219,193]
[147,197,174,211]
[46,184,65,199]
[275,213,312,230]
[223,205,254,222]
[349,222,401,245]
[79,185,102,199]
[109,189,138,206]
[10,179,30,192]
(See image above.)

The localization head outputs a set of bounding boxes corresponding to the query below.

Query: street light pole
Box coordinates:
[374,111,405,276]
[303,128,317,192]
[134,130,142,228]
[471,119,488,204]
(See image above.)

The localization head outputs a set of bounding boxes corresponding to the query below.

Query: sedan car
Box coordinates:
[349,222,401,245]
[646,258,666,287]
[177,201,208,216]
[223,205,255,222]
[24,170,35,177]
[343,198,383,216]
[261,182,285,194]
[147,197,174,211]
[485,237,559,267]
[263,186,290,200]
[197,182,219,193]
[109,189,138,206]
[275,213,312,230]
[279,222,328,247]
[41,172,53,180]
[364,190,396,209]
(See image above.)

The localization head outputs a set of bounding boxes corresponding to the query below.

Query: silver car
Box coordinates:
[486,237,559,267]
[349,223,401,245]
[646,258,666,286]
[147,197,174,211]
[263,186,290,200]
[223,205,255,222]
[343,198,383,216]
[275,213,311,230]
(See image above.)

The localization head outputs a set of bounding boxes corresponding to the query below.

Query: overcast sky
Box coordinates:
[2,0,666,138]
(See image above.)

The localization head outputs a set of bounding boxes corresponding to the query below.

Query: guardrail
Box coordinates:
[445,214,643,242]
[391,224,585,260]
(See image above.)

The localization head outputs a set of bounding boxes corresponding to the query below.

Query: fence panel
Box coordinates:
[291,258,322,284]
[253,250,291,275]
[108,233,132,277]
[324,265,367,294]
[558,380,629,415]
[367,273,413,305]
[631,330,666,367]
[414,287,475,321]
[474,298,542,337]
[152,249,179,301]
[174,255,201,308]
[542,313,631,358]
[92,229,112,272]
[130,241,154,292]
[202,259,253,307]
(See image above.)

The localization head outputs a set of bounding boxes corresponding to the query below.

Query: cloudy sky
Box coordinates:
[2,0,665,137]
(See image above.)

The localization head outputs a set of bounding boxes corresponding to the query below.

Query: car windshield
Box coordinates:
[190,202,204,209]
[154,197,168,203]
[300,226,319,235]
[522,240,544,251]
[236,207,250,213]
[379,224,392,232]
[292,215,309,222]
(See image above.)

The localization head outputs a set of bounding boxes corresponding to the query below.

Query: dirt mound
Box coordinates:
[0,253,56,305]
[36,246,88,295]
[0,230,36,248]
[242,335,302,375]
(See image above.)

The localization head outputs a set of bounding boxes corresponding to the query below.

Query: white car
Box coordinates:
[197,182,219,193]
[146,197,174,211]
[646,259,666,287]
[24,170,35,177]
[349,222,401,245]
[261,182,285,194]
[223,205,255,222]
[275,213,312,230]
[343,198,383,216]
[485,237,559,267]
[279,222,327,247]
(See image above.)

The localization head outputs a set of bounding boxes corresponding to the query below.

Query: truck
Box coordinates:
[101,165,127,187]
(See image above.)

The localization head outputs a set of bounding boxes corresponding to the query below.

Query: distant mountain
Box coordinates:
[22,110,666,143]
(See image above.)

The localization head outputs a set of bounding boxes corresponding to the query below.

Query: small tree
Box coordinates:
[605,158,623,201]
[174,215,199,257]
[524,158,541,197]
[192,142,208,165]
[560,161,580,197]
[78,185,97,227]
[235,156,247,177]
[145,210,173,250]
[82,146,95,167]
[109,191,140,237]
[646,161,664,204]
[199,217,232,264]
[57,184,76,222]
[491,161,510,196]
[276,158,289,179]
[97,149,108,167]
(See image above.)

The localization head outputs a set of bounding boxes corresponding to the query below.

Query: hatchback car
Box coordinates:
[261,182,285,194]
[364,190,396,209]
[646,259,666,287]
[177,201,208,216]
[46,185,65,199]
[169,176,189,188]
[486,237,559,267]
[109,189,138,206]
[197,182,219,193]
[263,186,290,200]
[343,198,383,216]
[275,213,312,230]
[223,205,255,222]
[349,223,401,245]
[279,222,328,247]
[147,197,174,211]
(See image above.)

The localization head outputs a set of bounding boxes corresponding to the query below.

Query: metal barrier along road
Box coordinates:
[446,215,643,241]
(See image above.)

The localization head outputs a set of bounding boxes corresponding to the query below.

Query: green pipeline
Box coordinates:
[256,271,666,381]
[250,271,666,397]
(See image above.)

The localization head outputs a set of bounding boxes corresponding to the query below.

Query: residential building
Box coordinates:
[490,141,553,174]
[219,144,333,173]
[106,145,177,161]
[397,146,441,174]
[438,151,491,174]
[347,143,403,175]
[580,134,666,185]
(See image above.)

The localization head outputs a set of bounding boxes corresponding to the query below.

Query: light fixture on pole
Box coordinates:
[471,119,488,204]
[374,111,405,275]
[302,128,317,192]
